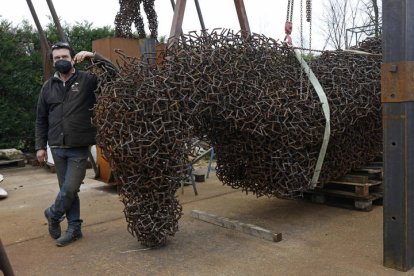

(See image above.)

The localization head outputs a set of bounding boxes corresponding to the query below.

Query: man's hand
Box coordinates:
[74,51,95,64]
[36,149,47,165]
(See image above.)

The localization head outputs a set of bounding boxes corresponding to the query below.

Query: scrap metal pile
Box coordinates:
[92,29,382,246]
[350,36,382,54]
[115,0,158,38]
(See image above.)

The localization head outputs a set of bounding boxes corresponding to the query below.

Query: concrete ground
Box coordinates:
[0,165,410,276]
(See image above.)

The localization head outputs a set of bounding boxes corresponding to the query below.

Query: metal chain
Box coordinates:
[286,0,294,22]
[299,0,304,96]
[286,0,291,22]
[306,0,311,22]
[292,46,323,53]
[307,0,312,97]
[300,0,304,47]
[308,0,312,51]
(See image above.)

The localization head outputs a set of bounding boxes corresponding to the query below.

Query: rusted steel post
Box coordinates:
[46,0,67,42]
[194,0,206,31]
[26,0,53,80]
[169,0,187,44]
[382,0,414,272]
[234,0,250,37]
[169,0,186,42]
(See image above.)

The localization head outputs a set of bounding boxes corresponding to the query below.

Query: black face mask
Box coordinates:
[54,60,73,74]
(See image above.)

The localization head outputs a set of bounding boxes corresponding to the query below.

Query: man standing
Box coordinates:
[35,42,116,246]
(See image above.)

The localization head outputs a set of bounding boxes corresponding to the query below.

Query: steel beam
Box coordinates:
[169,0,186,43]
[382,0,414,271]
[45,0,66,42]
[194,0,206,31]
[234,0,250,36]
[169,0,187,42]
[26,0,53,80]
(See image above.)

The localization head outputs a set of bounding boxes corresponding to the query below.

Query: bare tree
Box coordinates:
[361,0,381,37]
[320,0,363,50]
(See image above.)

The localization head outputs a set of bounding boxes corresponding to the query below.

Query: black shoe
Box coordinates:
[56,229,83,247]
[44,208,61,239]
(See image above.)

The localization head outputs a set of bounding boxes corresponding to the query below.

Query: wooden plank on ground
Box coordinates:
[191,210,282,242]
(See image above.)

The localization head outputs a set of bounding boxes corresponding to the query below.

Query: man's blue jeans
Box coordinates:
[49,147,89,230]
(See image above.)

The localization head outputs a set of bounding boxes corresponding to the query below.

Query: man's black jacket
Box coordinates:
[35,55,116,151]
[35,69,98,150]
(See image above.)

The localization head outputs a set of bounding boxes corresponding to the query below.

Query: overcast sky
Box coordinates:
[1,0,327,49]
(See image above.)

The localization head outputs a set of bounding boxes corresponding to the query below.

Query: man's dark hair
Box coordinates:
[49,42,76,61]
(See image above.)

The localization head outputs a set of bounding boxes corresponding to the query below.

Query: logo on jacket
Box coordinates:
[71,82,80,92]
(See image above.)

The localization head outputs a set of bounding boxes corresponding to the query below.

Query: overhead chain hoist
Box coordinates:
[306,0,311,22]
[284,0,294,44]
[284,0,312,46]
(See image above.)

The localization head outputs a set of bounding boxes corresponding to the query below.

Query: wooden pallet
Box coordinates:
[0,159,25,169]
[304,162,383,211]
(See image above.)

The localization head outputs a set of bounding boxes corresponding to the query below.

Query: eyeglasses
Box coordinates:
[51,42,71,50]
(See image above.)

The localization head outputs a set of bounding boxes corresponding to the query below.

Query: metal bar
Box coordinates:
[383,0,414,271]
[169,0,187,42]
[26,0,53,80]
[206,147,215,178]
[346,24,379,31]
[345,30,349,49]
[190,147,213,165]
[187,165,198,195]
[169,0,186,42]
[234,0,250,36]
[0,239,14,276]
[26,0,48,47]
[194,0,206,30]
[45,0,66,42]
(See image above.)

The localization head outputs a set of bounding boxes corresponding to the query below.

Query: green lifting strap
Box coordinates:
[293,49,331,187]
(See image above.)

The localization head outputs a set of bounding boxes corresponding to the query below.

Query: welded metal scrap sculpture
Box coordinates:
[165,29,382,197]
[91,29,381,246]
[92,51,192,247]
[115,0,158,38]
